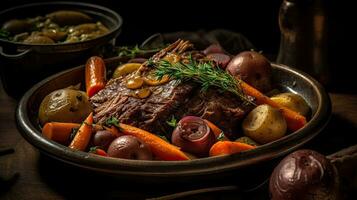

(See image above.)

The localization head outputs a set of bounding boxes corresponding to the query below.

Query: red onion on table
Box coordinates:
[171,116,216,157]
[269,149,340,200]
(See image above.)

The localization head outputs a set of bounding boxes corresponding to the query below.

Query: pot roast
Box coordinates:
[90,40,253,138]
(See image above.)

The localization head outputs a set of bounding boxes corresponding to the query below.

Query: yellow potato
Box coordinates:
[271,92,309,116]
[243,104,287,144]
[39,88,92,125]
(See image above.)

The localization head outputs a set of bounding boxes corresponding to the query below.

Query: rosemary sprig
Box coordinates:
[154,57,255,106]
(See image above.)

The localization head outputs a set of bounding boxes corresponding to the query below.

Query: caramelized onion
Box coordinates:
[126,76,143,89]
[143,75,170,86]
[135,88,151,99]
[171,116,215,156]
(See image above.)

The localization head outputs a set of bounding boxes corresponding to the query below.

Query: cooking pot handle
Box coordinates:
[0,47,32,59]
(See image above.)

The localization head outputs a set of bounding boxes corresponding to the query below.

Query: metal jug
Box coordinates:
[277,0,329,85]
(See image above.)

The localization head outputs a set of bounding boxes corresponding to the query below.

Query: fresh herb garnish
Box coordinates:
[117,45,161,59]
[154,56,256,106]
[158,135,169,142]
[146,57,155,66]
[105,116,123,131]
[105,116,119,127]
[166,115,177,128]
[89,146,101,153]
[0,29,11,40]
[217,132,226,141]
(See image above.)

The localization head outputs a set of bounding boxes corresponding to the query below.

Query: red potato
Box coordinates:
[92,130,117,150]
[226,51,272,92]
[107,135,153,160]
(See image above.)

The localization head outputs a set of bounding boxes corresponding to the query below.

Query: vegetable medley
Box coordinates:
[38,40,310,161]
[0,10,109,44]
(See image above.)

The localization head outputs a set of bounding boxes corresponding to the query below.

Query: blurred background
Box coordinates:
[1,0,355,93]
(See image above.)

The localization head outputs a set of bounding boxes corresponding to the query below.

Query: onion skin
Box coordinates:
[171,116,216,157]
[269,150,340,200]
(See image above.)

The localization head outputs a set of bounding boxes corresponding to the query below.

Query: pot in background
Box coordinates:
[0,2,122,98]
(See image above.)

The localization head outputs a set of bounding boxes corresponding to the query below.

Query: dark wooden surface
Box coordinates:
[1,78,357,200]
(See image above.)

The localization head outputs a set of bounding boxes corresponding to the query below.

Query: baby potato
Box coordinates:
[23,35,55,44]
[39,88,92,125]
[46,10,92,26]
[243,104,287,144]
[271,92,309,116]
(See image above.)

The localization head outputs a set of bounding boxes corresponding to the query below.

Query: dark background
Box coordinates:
[1,0,282,53]
[1,0,355,93]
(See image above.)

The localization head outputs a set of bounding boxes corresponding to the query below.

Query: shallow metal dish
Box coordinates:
[16,57,331,181]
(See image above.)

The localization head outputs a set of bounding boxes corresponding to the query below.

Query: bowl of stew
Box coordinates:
[0,1,122,98]
[16,40,331,182]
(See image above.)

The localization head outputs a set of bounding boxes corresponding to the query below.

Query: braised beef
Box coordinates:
[90,39,252,138]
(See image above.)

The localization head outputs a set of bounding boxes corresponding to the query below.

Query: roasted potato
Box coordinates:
[2,19,33,34]
[226,51,272,92]
[39,88,92,125]
[23,35,55,44]
[242,104,287,144]
[46,10,92,26]
[271,92,309,116]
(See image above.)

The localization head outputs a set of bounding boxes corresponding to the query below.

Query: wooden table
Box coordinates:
[1,79,357,200]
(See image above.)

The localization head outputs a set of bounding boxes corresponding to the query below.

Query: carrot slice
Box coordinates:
[42,122,80,145]
[69,113,93,151]
[240,81,307,132]
[104,126,122,137]
[209,141,256,157]
[118,123,190,161]
[203,119,228,140]
[85,56,106,98]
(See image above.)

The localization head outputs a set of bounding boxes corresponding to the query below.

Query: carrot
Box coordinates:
[203,119,228,140]
[42,122,80,144]
[240,81,307,131]
[85,56,106,98]
[118,123,190,161]
[89,147,108,156]
[209,141,256,157]
[94,149,108,156]
[104,126,122,137]
[69,113,93,151]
